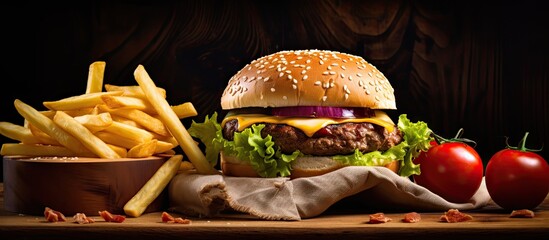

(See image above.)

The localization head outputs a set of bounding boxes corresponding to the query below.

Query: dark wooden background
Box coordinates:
[1,0,548,180]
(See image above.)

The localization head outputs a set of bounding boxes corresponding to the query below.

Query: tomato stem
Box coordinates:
[433,128,477,147]
[505,132,543,152]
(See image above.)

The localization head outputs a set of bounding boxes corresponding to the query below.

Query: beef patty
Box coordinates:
[222,119,403,156]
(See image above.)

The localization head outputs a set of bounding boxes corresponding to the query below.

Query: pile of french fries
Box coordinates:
[0,61,219,217]
[0,62,212,170]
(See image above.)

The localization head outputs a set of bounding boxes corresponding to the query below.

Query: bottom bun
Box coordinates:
[220,151,400,179]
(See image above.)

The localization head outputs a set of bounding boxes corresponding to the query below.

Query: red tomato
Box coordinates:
[485,137,549,210]
[413,141,484,203]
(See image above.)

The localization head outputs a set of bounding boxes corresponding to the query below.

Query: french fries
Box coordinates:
[0,61,220,219]
[53,111,120,159]
[14,99,92,156]
[172,102,198,119]
[123,154,182,217]
[0,61,201,161]
[134,65,217,174]
[43,91,123,111]
[105,84,166,99]
[86,61,106,94]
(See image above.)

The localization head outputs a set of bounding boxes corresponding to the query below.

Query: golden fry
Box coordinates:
[154,140,176,154]
[27,123,61,145]
[103,121,154,144]
[110,115,141,128]
[73,112,113,133]
[95,131,141,149]
[171,102,198,119]
[43,91,123,111]
[0,122,43,144]
[101,95,156,114]
[86,61,106,94]
[107,144,128,158]
[53,111,120,159]
[178,160,195,173]
[108,108,169,136]
[124,154,182,217]
[14,99,91,155]
[105,84,166,99]
[134,65,217,175]
[127,139,157,158]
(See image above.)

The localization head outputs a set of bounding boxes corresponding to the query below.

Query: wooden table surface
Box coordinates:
[1,183,548,240]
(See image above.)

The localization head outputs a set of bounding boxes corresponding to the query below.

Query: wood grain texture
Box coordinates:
[1,182,548,240]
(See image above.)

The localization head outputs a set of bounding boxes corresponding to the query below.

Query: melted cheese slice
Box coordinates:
[222,110,395,137]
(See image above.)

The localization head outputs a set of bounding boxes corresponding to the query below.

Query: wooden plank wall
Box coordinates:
[1,1,547,173]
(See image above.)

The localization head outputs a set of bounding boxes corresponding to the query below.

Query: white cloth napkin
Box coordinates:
[168,166,491,220]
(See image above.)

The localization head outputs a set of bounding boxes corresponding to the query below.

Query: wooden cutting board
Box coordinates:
[2,156,169,216]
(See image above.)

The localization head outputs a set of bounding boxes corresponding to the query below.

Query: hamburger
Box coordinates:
[189,49,432,178]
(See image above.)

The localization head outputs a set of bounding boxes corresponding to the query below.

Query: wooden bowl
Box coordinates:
[3,156,169,216]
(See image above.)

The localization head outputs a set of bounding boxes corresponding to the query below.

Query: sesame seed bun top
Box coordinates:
[221,49,396,110]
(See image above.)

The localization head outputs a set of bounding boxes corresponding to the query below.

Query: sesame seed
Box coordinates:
[279,72,284,77]
[368,72,373,77]
[288,75,293,80]
[319,60,324,65]
[301,70,307,75]
[356,73,363,77]
[340,73,345,78]
[258,76,263,80]
[329,71,336,75]
[306,66,311,70]
[322,71,329,75]
[290,61,296,64]
[292,79,298,84]
[331,63,338,66]
[263,77,270,82]
[292,84,297,89]
[303,75,309,80]
[283,96,288,100]
[349,75,353,81]
[375,96,380,101]
[285,70,291,74]
[344,93,349,100]
[314,81,321,86]
[322,96,327,101]
[271,88,276,92]
[306,59,311,64]
[341,65,346,70]
[366,89,371,95]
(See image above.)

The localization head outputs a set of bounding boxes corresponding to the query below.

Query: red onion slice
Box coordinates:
[271,106,374,118]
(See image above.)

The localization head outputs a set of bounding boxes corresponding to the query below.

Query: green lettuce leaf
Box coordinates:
[188,112,300,177]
